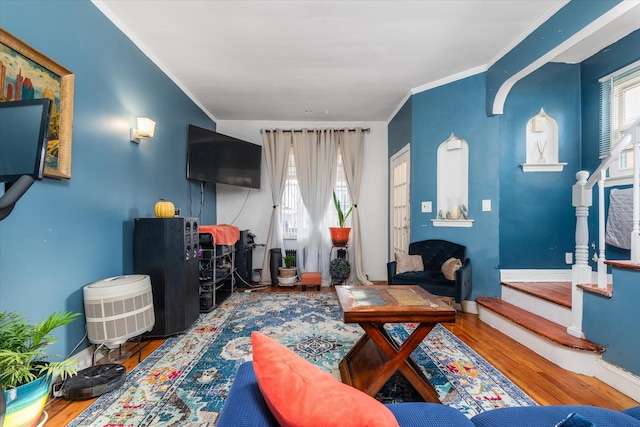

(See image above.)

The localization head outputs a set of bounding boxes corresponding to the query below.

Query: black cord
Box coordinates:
[199,181,206,223]
[230,188,251,225]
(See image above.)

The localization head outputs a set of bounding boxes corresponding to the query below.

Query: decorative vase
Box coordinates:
[329,258,351,283]
[329,227,351,247]
[447,197,461,220]
[3,375,50,427]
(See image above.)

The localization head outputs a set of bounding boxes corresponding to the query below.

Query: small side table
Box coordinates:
[300,272,321,291]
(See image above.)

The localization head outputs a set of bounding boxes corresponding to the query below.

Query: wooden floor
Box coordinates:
[45,286,638,425]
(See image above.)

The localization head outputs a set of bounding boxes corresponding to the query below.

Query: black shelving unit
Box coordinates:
[198,242,235,312]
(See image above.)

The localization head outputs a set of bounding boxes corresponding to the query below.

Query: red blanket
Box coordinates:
[200,224,240,245]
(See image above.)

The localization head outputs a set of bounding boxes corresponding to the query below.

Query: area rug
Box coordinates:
[67,291,535,426]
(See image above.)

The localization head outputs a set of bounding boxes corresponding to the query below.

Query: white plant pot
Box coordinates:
[277,275,297,286]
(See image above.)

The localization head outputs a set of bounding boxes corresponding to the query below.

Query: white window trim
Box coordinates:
[600,60,640,186]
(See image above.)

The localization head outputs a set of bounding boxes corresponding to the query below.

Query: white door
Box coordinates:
[390,144,410,259]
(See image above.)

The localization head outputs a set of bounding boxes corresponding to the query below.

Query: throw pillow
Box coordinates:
[441,257,462,281]
[555,412,597,427]
[251,331,400,427]
[395,253,424,274]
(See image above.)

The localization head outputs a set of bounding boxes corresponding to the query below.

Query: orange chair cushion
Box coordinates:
[300,272,322,285]
[251,331,399,427]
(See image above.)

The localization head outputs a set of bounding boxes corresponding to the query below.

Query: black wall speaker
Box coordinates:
[134,217,199,337]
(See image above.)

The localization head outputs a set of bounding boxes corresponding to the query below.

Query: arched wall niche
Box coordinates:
[521,108,567,172]
[433,133,473,227]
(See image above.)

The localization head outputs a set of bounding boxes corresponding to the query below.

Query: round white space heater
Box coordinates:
[83,275,155,348]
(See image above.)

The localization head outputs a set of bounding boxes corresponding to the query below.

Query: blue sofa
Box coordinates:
[387,239,472,303]
[217,362,640,427]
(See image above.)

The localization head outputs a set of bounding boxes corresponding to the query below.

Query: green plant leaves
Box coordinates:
[0,310,80,389]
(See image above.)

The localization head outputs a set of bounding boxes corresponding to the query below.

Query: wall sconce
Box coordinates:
[130,117,156,143]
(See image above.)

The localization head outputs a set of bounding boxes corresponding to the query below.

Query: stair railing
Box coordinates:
[569,115,640,338]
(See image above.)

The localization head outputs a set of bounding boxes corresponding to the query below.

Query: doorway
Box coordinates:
[390,144,410,259]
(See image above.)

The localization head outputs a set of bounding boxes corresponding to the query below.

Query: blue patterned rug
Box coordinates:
[67,291,535,426]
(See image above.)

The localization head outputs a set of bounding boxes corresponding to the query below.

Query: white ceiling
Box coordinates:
[94,0,640,122]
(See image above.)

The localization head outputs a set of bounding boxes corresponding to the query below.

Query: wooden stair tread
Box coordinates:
[476,296,604,353]
[502,281,572,308]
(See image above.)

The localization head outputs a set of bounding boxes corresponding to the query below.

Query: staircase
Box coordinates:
[476,281,605,376]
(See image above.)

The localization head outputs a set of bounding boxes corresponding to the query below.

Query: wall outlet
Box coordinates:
[421,201,432,213]
[565,252,573,264]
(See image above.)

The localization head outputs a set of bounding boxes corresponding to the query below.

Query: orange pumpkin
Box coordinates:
[154,199,175,218]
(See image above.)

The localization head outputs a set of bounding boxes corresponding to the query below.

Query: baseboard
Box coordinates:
[596,359,640,402]
[366,271,387,282]
[73,345,100,370]
[499,268,613,284]
[461,299,478,314]
[500,269,572,282]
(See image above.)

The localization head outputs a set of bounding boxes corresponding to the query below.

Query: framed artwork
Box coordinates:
[0,28,74,179]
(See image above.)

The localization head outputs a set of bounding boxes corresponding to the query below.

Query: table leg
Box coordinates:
[361,322,440,402]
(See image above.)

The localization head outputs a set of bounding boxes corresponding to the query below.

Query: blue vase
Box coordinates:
[3,375,50,427]
[1,383,6,426]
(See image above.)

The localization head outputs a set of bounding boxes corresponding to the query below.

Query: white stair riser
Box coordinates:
[478,306,598,376]
[501,286,572,327]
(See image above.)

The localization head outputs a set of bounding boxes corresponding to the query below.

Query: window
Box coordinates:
[281,146,351,239]
[600,61,640,181]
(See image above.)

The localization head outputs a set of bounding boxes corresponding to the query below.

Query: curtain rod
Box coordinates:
[260,128,370,134]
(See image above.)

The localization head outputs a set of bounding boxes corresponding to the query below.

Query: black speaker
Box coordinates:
[235,230,255,284]
[270,248,282,286]
[134,217,199,337]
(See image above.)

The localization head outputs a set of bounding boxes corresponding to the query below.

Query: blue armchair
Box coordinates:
[387,239,472,303]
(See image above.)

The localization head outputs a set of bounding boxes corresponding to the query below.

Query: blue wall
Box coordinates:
[390,16,640,302]
[486,0,622,115]
[499,63,582,268]
[583,267,640,374]
[0,0,217,358]
[388,14,640,377]
[388,97,412,157]
[411,74,501,299]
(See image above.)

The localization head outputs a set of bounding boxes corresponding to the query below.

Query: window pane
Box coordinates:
[281,145,351,238]
[282,148,297,239]
[603,63,640,178]
[333,154,351,227]
[622,85,640,127]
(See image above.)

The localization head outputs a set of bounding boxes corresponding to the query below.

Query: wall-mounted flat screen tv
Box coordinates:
[186,125,261,189]
[0,99,52,182]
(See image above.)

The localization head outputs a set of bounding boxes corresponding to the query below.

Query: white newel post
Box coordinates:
[569,171,591,338]
[597,170,607,289]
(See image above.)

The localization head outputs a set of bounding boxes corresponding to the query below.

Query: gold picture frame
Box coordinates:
[0,28,74,179]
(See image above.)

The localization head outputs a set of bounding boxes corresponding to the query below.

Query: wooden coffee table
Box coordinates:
[335,285,456,403]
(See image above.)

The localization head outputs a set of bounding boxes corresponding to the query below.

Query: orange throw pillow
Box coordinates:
[251,331,399,427]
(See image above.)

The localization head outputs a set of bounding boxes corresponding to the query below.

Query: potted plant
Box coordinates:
[329,258,351,284]
[329,191,353,246]
[278,254,298,286]
[1,310,80,427]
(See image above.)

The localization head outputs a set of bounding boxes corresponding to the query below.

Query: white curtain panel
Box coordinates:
[260,129,291,284]
[339,128,372,285]
[293,129,337,284]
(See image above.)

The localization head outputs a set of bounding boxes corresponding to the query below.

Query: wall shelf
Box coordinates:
[521,162,567,172]
[432,219,474,228]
